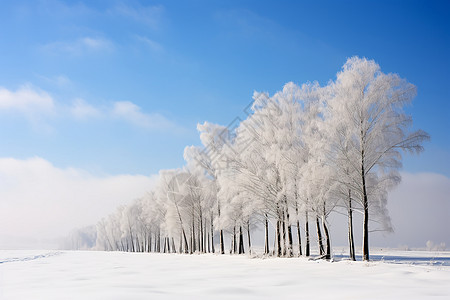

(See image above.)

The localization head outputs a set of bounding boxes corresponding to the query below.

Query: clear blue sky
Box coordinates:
[0,0,449,177]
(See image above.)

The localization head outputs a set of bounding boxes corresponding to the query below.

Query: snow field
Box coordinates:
[1,250,450,299]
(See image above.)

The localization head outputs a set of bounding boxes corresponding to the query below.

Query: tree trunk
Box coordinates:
[211,213,215,253]
[147,232,152,252]
[207,231,210,253]
[296,220,302,256]
[282,211,287,256]
[171,237,176,253]
[200,212,204,253]
[199,227,202,252]
[220,230,224,254]
[232,226,237,254]
[305,211,310,256]
[348,189,356,261]
[129,227,135,252]
[247,220,252,254]
[361,151,370,261]
[238,226,245,254]
[156,229,161,252]
[192,217,196,253]
[316,216,325,256]
[190,228,194,254]
[264,214,270,255]
[322,210,331,260]
[218,201,224,254]
[295,201,302,256]
[285,204,293,257]
[276,219,282,257]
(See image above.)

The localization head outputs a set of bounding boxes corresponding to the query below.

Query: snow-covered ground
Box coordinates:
[1,250,449,299]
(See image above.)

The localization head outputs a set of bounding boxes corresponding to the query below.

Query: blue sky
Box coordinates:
[0,0,448,176]
[0,0,449,247]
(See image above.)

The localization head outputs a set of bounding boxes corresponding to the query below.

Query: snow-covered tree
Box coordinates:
[325,56,429,260]
[87,56,428,262]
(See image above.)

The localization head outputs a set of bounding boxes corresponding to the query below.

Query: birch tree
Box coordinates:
[326,56,429,261]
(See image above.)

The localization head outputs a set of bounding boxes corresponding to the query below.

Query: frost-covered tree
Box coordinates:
[184,122,232,254]
[87,56,428,262]
[325,56,429,261]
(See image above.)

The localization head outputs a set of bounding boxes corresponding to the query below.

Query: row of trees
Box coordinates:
[94,57,428,261]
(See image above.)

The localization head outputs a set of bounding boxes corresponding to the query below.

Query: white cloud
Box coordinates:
[110,3,164,29]
[42,37,114,56]
[70,98,101,119]
[0,157,157,249]
[36,74,72,88]
[0,85,182,133]
[112,101,175,130]
[135,35,164,53]
[0,85,55,115]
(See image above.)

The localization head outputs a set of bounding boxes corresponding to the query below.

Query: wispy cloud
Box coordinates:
[0,84,181,133]
[112,101,175,130]
[109,3,164,29]
[0,85,55,115]
[69,98,101,119]
[36,74,72,88]
[135,35,164,53]
[42,37,114,56]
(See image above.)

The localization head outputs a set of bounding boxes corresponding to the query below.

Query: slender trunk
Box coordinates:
[282,210,287,256]
[175,203,189,254]
[316,215,325,256]
[200,212,204,253]
[295,203,302,256]
[152,232,156,252]
[276,219,282,257]
[247,220,251,254]
[204,219,208,253]
[362,151,370,261]
[192,216,196,253]
[143,234,146,252]
[156,229,161,252]
[129,227,135,252]
[348,189,356,261]
[305,211,310,256]
[150,232,153,252]
[135,235,140,252]
[230,226,235,254]
[171,237,176,254]
[322,207,331,260]
[190,228,193,254]
[207,231,210,253]
[218,201,224,254]
[211,213,215,253]
[220,230,225,254]
[286,205,293,257]
[233,226,237,254]
[323,221,331,260]
[198,220,201,252]
[238,226,244,254]
[264,214,270,255]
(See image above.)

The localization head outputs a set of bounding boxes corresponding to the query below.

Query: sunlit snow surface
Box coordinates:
[1,250,449,299]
